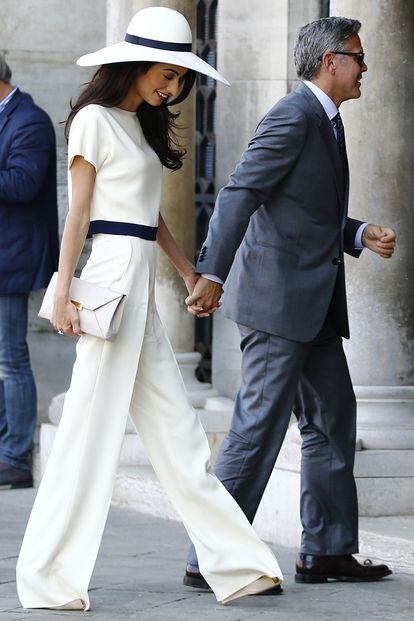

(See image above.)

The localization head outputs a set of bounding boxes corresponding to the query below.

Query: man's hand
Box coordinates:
[362,224,396,259]
[185,277,223,317]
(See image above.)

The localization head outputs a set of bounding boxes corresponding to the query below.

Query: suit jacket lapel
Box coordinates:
[0,89,22,138]
[296,83,346,210]
[0,111,10,136]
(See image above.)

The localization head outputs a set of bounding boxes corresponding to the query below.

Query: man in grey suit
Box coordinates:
[184,17,396,587]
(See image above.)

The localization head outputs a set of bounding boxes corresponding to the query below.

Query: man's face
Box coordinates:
[333,34,367,103]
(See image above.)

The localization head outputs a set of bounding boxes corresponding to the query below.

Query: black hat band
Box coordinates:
[124,33,192,52]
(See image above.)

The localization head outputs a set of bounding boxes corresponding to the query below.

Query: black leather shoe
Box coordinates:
[0,462,33,489]
[183,570,212,591]
[295,554,392,583]
[183,570,283,595]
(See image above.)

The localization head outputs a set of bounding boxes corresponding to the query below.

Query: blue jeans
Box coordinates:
[0,293,37,472]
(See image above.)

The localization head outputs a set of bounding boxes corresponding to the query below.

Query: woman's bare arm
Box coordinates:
[156,214,216,316]
[52,156,96,336]
[156,213,195,282]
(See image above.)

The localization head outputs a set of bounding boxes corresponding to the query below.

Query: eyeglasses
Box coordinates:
[330,51,365,66]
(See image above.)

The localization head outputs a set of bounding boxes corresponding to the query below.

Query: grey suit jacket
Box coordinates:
[196,82,363,342]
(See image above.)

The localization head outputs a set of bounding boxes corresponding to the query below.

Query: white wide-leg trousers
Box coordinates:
[16,237,282,609]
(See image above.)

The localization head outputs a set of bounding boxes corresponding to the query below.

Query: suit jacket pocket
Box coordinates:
[255,234,299,256]
[255,241,299,267]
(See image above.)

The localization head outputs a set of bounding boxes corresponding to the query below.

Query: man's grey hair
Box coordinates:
[294,17,361,81]
[0,53,12,83]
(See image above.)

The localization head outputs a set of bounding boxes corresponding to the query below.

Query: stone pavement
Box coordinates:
[1,489,413,621]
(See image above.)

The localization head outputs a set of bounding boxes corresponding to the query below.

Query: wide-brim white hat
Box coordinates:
[77,6,229,86]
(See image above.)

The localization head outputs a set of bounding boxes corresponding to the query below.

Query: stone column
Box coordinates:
[330,0,414,450]
[106,0,210,391]
[212,0,290,398]
[287,0,326,91]
[212,0,323,399]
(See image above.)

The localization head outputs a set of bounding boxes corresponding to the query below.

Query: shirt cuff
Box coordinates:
[201,273,224,285]
[355,222,369,250]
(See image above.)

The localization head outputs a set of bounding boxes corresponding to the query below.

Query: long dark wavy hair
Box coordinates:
[65,61,196,170]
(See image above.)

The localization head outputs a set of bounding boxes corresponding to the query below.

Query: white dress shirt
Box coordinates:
[0,86,18,114]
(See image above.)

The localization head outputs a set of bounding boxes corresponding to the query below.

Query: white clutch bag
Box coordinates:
[39,272,127,340]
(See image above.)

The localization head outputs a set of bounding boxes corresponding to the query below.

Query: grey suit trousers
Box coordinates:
[187,311,358,570]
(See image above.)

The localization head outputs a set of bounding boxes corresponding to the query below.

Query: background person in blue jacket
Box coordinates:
[0,54,59,489]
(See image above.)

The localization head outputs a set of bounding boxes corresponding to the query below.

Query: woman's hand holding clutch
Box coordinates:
[51,295,82,337]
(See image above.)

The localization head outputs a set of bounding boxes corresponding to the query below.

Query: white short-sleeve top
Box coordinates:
[67,104,163,227]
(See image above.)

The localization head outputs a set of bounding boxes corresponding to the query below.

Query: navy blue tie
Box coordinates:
[332,112,348,184]
[332,113,346,159]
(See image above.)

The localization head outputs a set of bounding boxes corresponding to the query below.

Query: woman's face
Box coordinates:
[133,63,188,107]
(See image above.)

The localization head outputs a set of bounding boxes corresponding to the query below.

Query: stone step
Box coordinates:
[275,435,414,516]
[112,465,414,575]
[278,434,414,479]
[356,449,414,477]
[359,517,414,574]
[40,414,414,516]
[187,388,220,409]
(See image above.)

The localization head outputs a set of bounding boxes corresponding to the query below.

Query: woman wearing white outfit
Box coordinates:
[16,7,282,610]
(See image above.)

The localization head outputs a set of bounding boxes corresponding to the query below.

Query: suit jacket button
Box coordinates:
[332,257,340,265]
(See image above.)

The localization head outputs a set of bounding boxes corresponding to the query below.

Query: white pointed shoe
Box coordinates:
[221,576,281,605]
[48,598,86,610]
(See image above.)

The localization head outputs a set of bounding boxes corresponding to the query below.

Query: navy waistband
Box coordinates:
[87,220,158,241]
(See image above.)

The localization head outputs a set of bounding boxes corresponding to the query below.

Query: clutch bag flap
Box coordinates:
[69,275,124,310]
[38,273,126,340]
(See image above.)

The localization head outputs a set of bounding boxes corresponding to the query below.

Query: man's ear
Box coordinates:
[321,51,336,74]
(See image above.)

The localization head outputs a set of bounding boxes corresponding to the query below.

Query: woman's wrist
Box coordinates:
[178,263,196,280]
[53,290,70,304]
[53,271,75,303]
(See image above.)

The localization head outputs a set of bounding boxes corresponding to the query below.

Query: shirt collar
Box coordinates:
[303,80,338,121]
[0,86,18,114]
